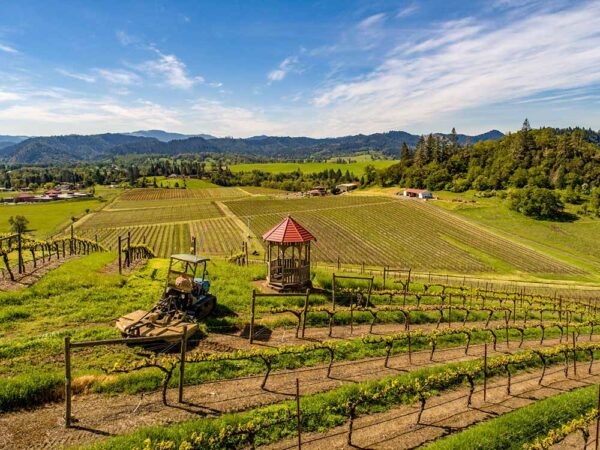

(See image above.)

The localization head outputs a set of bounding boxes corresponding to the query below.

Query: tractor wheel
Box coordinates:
[194,295,216,320]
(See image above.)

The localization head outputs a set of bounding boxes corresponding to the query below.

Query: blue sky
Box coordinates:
[0,0,599,137]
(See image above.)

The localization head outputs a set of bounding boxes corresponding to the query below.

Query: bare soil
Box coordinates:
[266,364,600,450]
[0,255,78,291]
[0,333,595,450]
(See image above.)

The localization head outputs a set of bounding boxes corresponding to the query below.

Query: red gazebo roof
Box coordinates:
[262,215,316,243]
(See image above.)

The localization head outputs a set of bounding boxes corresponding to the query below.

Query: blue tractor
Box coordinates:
[116,254,216,340]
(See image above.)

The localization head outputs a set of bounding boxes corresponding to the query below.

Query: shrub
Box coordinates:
[508,187,564,219]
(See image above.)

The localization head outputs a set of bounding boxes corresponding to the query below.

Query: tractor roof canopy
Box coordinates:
[170,254,210,264]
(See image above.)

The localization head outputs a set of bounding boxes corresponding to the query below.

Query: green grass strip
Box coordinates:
[424,385,598,450]
[87,346,597,450]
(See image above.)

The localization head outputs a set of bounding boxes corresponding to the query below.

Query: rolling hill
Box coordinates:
[0,129,504,163]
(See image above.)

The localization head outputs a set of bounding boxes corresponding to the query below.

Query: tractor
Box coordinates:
[116,254,217,342]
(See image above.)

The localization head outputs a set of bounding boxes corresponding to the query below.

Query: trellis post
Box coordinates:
[64,336,72,428]
[249,290,256,344]
[301,288,310,338]
[179,325,187,403]
[483,343,488,401]
[127,231,131,268]
[296,378,302,449]
[117,236,122,274]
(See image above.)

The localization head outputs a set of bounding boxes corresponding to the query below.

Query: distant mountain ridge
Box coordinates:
[0,129,505,164]
[126,130,216,141]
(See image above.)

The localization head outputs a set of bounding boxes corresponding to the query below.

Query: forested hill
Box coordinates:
[380,124,600,192]
[0,129,503,164]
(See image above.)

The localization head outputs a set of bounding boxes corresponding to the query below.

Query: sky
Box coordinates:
[0,0,600,138]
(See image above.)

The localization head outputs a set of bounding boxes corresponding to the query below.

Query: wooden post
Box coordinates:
[407,332,412,364]
[573,331,577,377]
[245,240,249,267]
[596,385,600,450]
[349,291,354,335]
[117,236,122,274]
[17,232,23,274]
[64,336,72,428]
[383,266,387,289]
[483,343,488,402]
[301,288,310,338]
[127,231,131,268]
[407,268,412,292]
[337,256,340,270]
[296,378,302,450]
[70,224,74,239]
[331,274,336,310]
[179,326,187,403]
[249,290,256,344]
[505,311,509,348]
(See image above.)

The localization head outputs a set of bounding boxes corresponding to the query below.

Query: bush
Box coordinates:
[508,187,564,219]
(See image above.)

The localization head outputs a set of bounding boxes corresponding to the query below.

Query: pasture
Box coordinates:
[228,159,399,175]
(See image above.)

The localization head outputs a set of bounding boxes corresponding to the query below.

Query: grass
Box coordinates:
[228,159,399,175]
[432,191,600,267]
[0,198,103,238]
[424,384,598,450]
[139,176,219,189]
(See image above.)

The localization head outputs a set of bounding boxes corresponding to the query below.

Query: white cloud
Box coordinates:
[397,3,418,18]
[116,30,137,46]
[0,91,21,102]
[0,43,18,54]
[94,68,141,85]
[188,99,284,136]
[56,68,96,83]
[0,89,180,134]
[358,13,386,30]
[312,2,600,135]
[267,56,299,82]
[141,49,202,89]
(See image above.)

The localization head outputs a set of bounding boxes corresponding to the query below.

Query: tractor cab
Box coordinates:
[163,254,216,318]
[116,253,217,342]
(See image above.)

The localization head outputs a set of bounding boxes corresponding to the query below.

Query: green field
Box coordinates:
[229,159,399,175]
[68,186,599,279]
[138,176,219,189]
[432,191,600,268]
[0,198,104,238]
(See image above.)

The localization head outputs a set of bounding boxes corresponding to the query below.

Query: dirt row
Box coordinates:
[266,364,600,449]
[1,333,596,449]
[206,317,577,352]
[0,255,79,291]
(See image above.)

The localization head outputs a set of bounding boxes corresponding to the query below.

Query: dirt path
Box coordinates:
[206,318,563,351]
[266,363,600,450]
[0,334,594,450]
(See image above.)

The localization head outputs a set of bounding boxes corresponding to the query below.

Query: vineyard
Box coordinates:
[3,260,600,450]
[226,195,584,275]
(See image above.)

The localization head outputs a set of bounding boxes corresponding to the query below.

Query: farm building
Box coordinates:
[336,182,359,193]
[13,193,35,203]
[401,188,434,199]
[263,215,316,291]
[307,186,327,196]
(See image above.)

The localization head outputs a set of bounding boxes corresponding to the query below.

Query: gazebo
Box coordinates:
[262,215,316,291]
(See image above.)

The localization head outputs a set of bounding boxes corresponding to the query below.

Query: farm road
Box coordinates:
[0,333,595,449]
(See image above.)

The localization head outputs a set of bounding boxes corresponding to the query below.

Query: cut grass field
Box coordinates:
[228,159,399,175]
[432,191,600,267]
[0,198,104,238]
